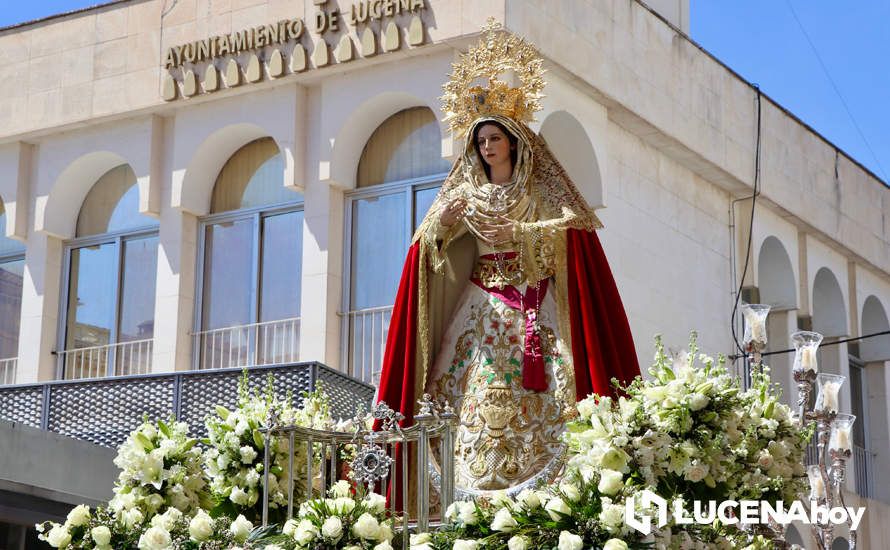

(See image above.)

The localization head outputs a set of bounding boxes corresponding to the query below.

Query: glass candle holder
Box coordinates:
[815,373,845,414]
[829,414,856,453]
[791,331,823,373]
[741,303,770,349]
[807,464,826,500]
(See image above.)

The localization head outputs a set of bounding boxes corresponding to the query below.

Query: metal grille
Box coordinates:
[178,364,314,439]
[0,362,373,448]
[318,364,378,421]
[0,385,43,428]
[48,377,175,447]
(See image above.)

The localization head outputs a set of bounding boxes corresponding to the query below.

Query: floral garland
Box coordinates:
[38,335,812,550]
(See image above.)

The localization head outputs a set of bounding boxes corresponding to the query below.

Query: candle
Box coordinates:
[820,381,840,413]
[831,426,852,452]
[800,347,817,372]
[811,475,826,499]
[807,465,826,500]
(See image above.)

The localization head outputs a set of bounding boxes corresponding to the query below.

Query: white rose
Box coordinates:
[332,497,356,514]
[188,510,214,542]
[282,519,299,537]
[138,526,171,550]
[557,531,583,550]
[507,535,530,550]
[376,523,394,542]
[331,479,352,498]
[598,469,624,495]
[684,460,709,483]
[343,546,361,550]
[66,504,91,527]
[123,508,144,529]
[230,514,253,542]
[688,393,710,411]
[545,496,571,521]
[576,397,596,419]
[453,540,479,550]
[599,502,625,532]
[515,489,541,509]
[321,516,343,539]
[294,519,318,545]
[488,491,513,509]
[757,449,775,469]
[91,526,112,546]
[364,492,387,514]
[239,445,258,464]
[458,501,478,525]
[46,525,72,548]
[603,539,629,550]
[491,507,518,532]
[230,486,250,505]
[374,542,394,550]
[352,513,380,539]
[559,482,581,502]
[410,533,432,545]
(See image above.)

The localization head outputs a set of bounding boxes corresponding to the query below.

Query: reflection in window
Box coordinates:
[196,139,304,370]
[345,107,448,384]
[0,204,25,384]
[61,165,158,379]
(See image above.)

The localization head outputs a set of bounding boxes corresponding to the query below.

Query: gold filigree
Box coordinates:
[441,18,546,138]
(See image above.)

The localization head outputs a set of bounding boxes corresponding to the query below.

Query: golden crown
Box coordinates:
[441,19,546,138]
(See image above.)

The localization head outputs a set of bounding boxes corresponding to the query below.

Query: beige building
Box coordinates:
[0,0,887,547]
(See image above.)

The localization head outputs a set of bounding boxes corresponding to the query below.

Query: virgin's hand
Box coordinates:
[479,219,514,246]
[439,197,468,227]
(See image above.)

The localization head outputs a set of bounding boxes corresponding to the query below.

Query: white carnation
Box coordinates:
[239,445,258,464]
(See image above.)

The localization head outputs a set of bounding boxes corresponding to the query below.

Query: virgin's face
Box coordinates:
[476,124,512,169]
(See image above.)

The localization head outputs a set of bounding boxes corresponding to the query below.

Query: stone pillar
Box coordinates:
[16,232,63,382]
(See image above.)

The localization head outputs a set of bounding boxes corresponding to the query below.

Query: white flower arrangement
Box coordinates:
[204,373,336,522]
[284,482,395,549]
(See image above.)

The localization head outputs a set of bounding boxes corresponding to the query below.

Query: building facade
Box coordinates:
[0,0,888,546]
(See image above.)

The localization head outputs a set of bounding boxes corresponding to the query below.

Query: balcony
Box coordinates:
[193,317,300,371]
[58,338,154,379]
[0,362,373,448]
[343,305,392,385]
[0,356,16,385]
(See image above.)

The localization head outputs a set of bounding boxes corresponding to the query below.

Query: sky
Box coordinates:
[1,1,888,184]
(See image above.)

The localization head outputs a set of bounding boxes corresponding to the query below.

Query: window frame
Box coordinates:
[192,198,305,367]
[0,245,26,362]
[57,223,160,378]
[340,173,446,379]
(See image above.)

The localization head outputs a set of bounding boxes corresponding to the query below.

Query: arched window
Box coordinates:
[344,107,450,383]
[61,164,159,379]
[0,201,25,385]
[195,137,304,370]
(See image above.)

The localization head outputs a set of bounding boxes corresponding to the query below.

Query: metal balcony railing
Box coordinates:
[853,444,874,499]
[58,338,154,379]
[344,305,393,385]
[0,362,373,449]
[193,317,300,371]
[0,357,16,385]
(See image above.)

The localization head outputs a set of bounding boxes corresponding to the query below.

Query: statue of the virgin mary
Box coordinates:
[376,21,640,496]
